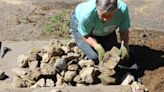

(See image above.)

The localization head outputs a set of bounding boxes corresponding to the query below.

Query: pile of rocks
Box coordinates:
[11,39,124,88]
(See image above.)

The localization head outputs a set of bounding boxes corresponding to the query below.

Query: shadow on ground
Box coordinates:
[114,45,164,84]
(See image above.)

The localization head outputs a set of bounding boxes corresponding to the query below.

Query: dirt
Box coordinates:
[0,0,163,92]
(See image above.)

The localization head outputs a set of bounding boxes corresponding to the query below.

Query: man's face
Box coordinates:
[97,9,116,23]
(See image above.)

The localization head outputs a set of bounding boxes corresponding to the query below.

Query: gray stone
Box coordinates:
[98,74,116,85]
[28,60,39,70]
[41,64,56,75]
[54,58,67,71]
[28,68,41,81]
[62,53,79,62]
[48,56,59,65]
[56,74,64,86]
[12,76,27,88]
[101,47,121,69]
[30,78,45,88]
[11,68,27,78]
[17,54,29,68]
[99,66,116,76]
[67,39,76,49]
[78,60,95,68]
[67,64,78,71]
[80,67,95,84]
[41,53,51,63]
[73,75,82,83]
[64,71,77,82]
[46,79,55,87]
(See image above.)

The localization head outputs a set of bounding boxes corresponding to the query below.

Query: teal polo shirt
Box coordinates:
[75,0,130,36]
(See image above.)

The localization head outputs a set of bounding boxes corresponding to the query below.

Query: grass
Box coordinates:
[44,10,71,33]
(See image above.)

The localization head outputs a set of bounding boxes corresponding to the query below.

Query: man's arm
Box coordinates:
[83,35,98,48]
[119,30,129,46]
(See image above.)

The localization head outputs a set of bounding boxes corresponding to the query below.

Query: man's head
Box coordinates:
[96,0,117,22]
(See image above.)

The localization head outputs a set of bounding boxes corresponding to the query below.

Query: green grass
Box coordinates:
[44,10,71,32]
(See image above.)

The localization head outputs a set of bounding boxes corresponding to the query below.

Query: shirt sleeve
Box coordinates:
[78,18,94,36]
[119,7,130,31]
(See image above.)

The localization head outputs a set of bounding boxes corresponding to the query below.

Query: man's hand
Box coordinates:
[120,41,129,60]
[94,44,105,62]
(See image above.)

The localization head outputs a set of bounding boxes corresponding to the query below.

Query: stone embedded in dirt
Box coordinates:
[28,60,39,70]
[40,63,56,75]
[78,60,95,68]
[101,47,121,69]
[80,67,95,84]
[12,76,26,88]
[56,74,64,86]
[11,68,27,78]
[67,64,78,71]
[0,70,7,80]
[64,71,77,82]
[17,54,29,68]
[98,74,116,85]
[54,58,67,71]
[30,78,45,88]
[46,79,55,87]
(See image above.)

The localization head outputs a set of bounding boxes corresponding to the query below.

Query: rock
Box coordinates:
[72,46,82,54]
[99,66,116,76]
[78,60,95,68]
[28,60,39,70]
[49,89,62,92]
[11,68,27,78]
[41,53,51,63]
[73,75,82,83]
[49,39,63,47]
[61,46,71,53]
[56,74,64,86]
[48,56,60,65]
[41,64,56,75]
[62,53,79,62]
[46,79,55,87]
[67,39,76,49]
[102,47,121,69]
[121,73,135,85]
[12,76,26,88]
[64,71,77,82]
[30,78,45,88]
[17,55,29,68]
[22,75,37,87]
[0,70,7,80]
[28,50,42,61]
[67,64,78,71]
[28,68,41,81]
[54,58,67,71]
[80,67,95,84]
[76,83,86,87]
[98,74,116,85]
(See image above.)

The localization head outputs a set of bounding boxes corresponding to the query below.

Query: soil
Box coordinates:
[0,0,163,92]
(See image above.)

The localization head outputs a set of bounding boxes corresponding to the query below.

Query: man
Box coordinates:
[70,0,130,64]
